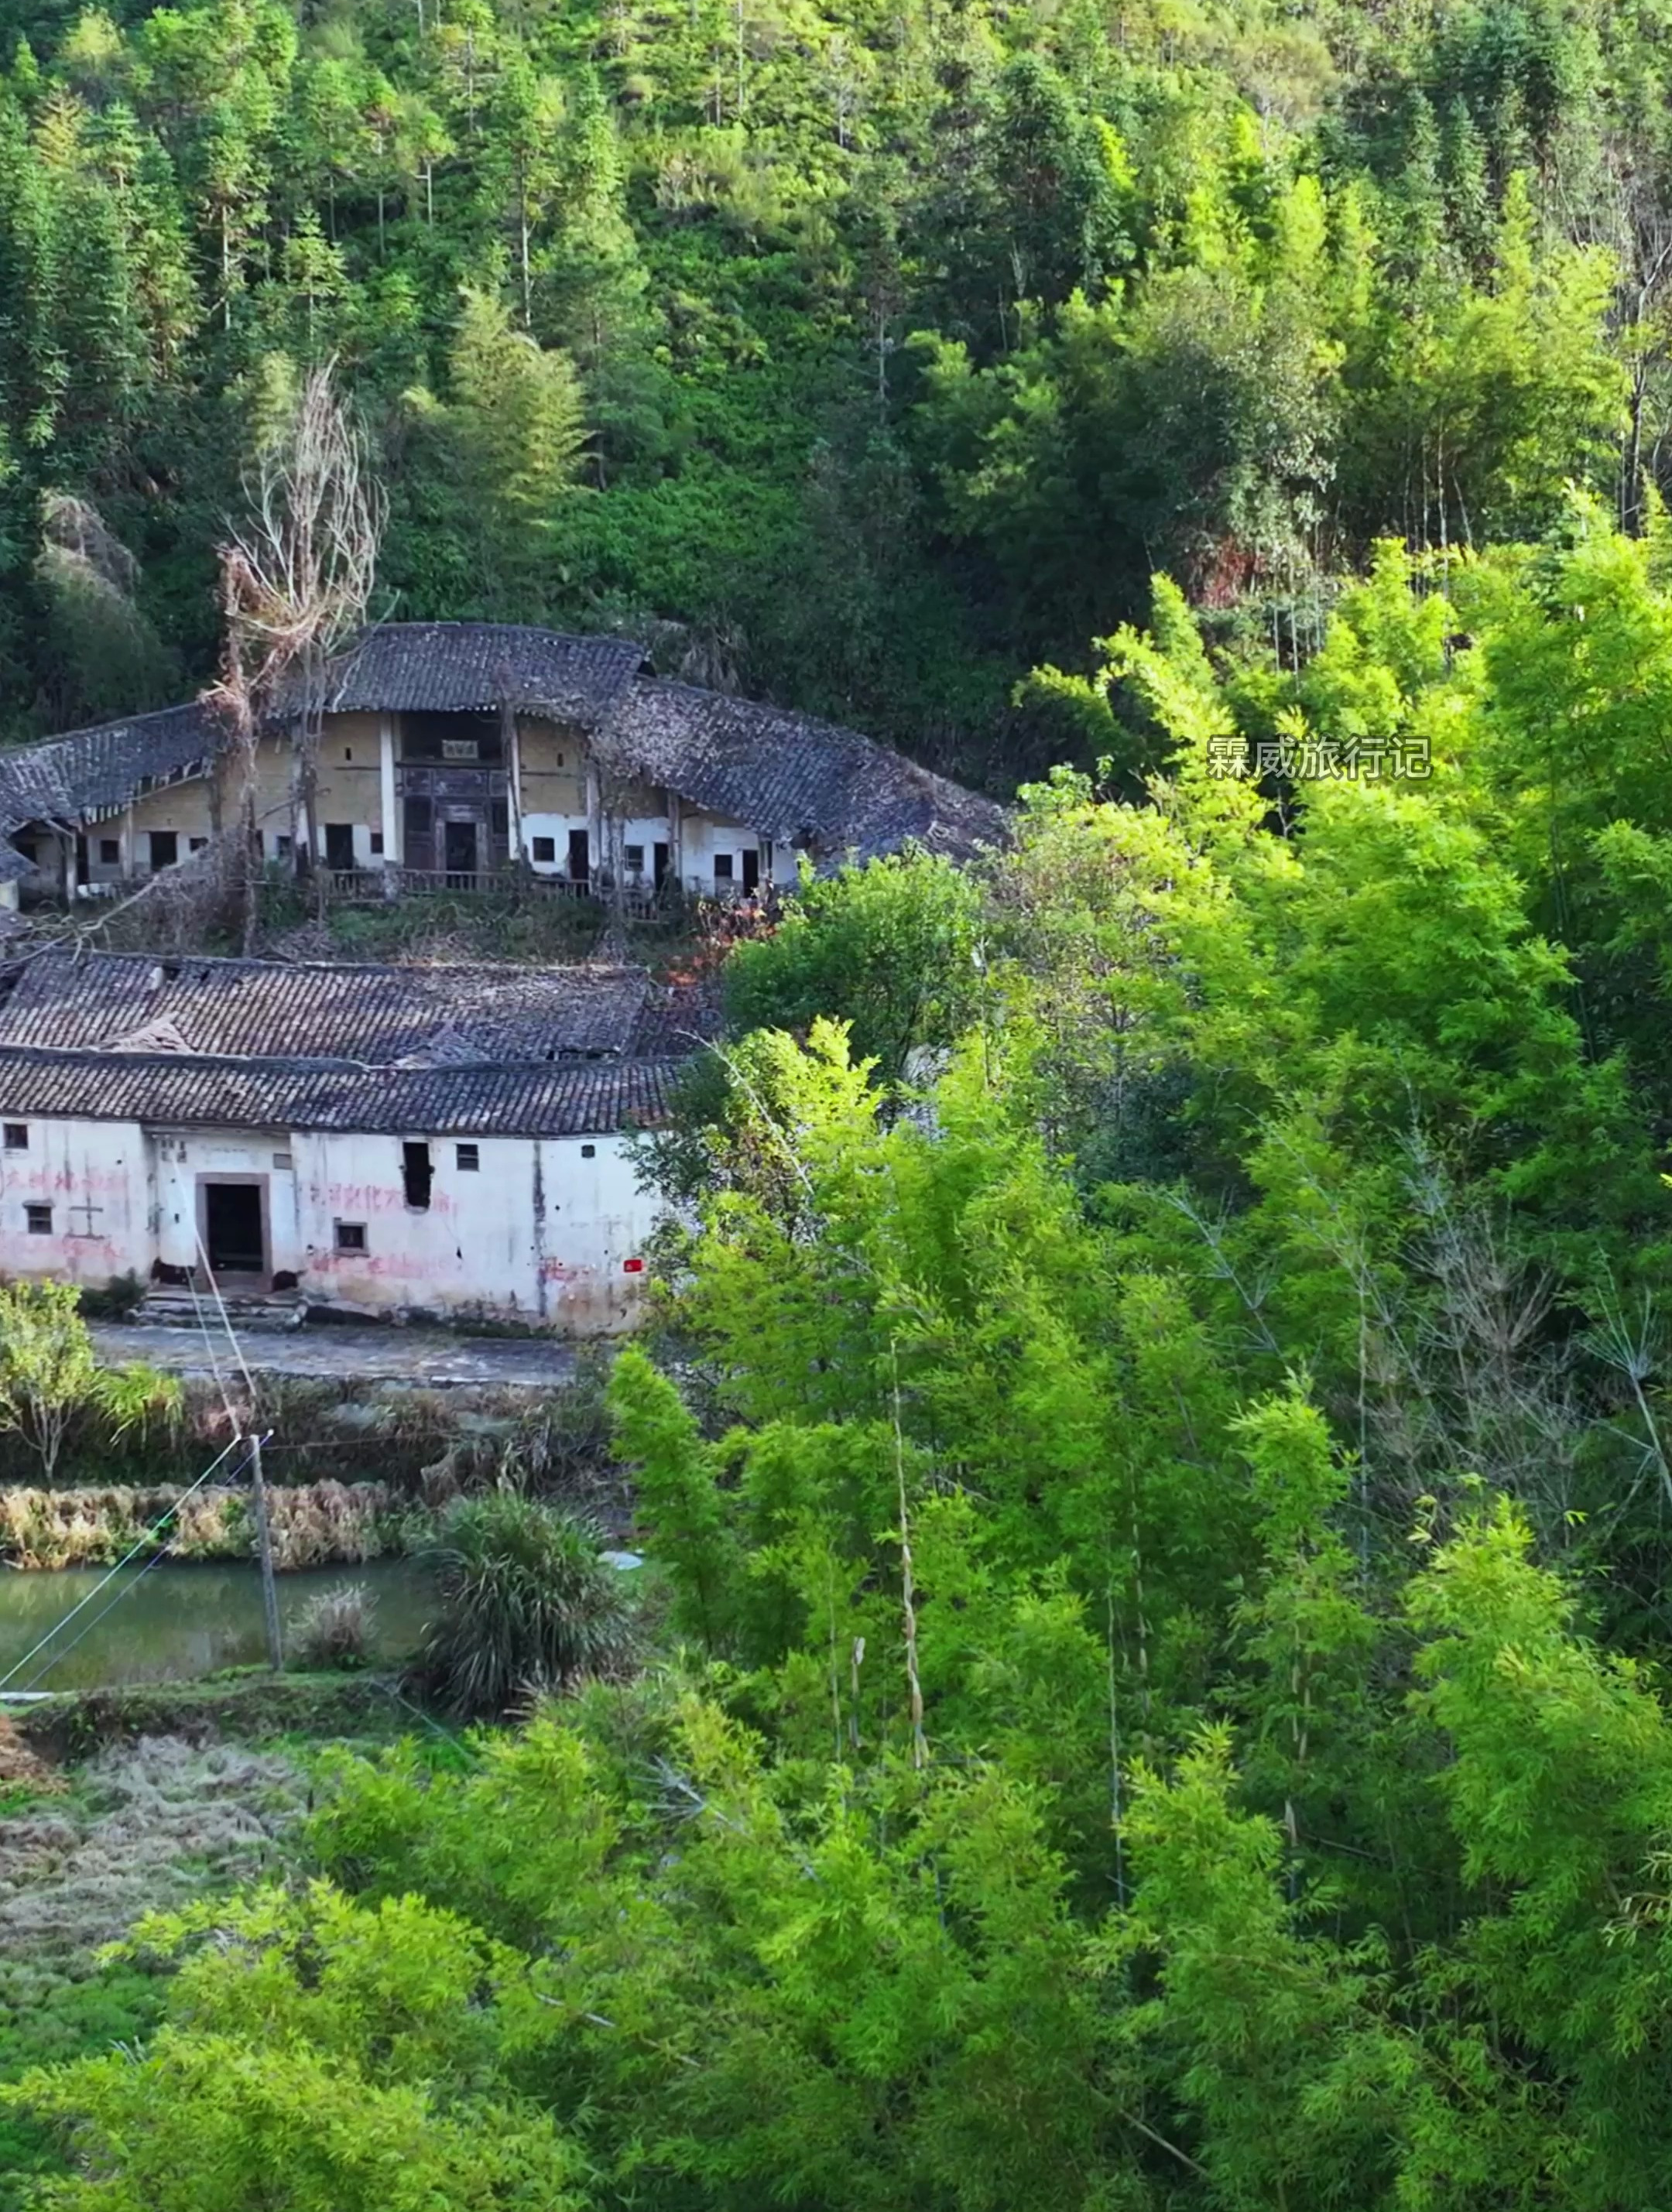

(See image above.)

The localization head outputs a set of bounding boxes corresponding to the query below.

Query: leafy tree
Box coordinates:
[724,848,987,1083]
[0,1279,180,1483]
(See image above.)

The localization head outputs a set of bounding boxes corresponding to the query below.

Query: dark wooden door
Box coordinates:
[444,819,478,884]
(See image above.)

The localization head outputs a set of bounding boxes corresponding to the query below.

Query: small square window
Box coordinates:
[25,1204,51,1235]
[3,1124,26,1151]
[272,1152,293,1171]
[334,1221,367,1253]
[456,1142,480,1171]
[712,852,735,882]
[370,831,384,854]
[275,834,293,858]
[581,1143,596,1159]
[531,836,556,864]
[189,837,207,853]
[98,838,119,866]
[625,843,645,872]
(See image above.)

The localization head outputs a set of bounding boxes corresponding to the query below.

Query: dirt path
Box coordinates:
[91,1320,580,1387]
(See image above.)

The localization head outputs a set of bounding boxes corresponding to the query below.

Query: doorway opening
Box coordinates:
[443,820,478,885]
[567,827,591,883]
[204,1183,266,1276]
[741,847,759,893]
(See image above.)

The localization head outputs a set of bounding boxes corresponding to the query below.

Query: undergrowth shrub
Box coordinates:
[414,1492,635,1716]
[291,1581,378,1670]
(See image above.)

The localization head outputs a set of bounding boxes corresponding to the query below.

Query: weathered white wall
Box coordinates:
[0,1113,656,1333]
[149,1126,303,1277]
[0,1116,146,1286]
[679,808,766,889]
[296,1129,652,1328]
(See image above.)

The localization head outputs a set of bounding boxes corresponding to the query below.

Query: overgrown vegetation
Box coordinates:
[25,0,1672,2198]
[290,1580,378,1670]
[414,1492,636,1714]
[4,0,1672,778]
[26,523,1672,2201]
[0,1284,179,1485]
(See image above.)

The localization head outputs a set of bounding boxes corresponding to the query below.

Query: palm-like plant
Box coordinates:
[415,1491,634,1716]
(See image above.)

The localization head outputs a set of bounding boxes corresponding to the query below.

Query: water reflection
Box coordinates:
[0,1559,434,1692]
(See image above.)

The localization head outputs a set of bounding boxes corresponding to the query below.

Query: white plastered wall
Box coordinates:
[296,1128,653,1329]
[0,1115,658,1334]
[678,808,767,890]
[0,1115,148,1285]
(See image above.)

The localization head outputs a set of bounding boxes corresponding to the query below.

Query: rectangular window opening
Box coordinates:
[334,1221,367,1253]
[456,1142,480,1172]
[711,851,735,882]
[531,835,556,864]
[25,1203,51,1235]
[3,1124,27,1151]
[624,843,645,874]
[581,1142,596,1159]
[369,831,384,855]
[190,837,207,854]
[402,1140,433,1210]
[98,837,119,867]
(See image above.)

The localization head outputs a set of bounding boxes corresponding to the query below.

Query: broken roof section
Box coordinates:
[0,700,224,837]
[0,952,710,1067]
[598,680,1009,865]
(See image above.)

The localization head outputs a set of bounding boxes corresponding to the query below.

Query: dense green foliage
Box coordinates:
[414,1491,636,1713]
[28,527,1672,2202]
[2,0,1672,769]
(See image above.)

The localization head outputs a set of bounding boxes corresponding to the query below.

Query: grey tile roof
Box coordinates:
[2,626,1008,868]
[0,702,226,833]
[325,624,645,724]
[0,954,666,1063]
[599,680,1010,862]
[0,1047,676,1137]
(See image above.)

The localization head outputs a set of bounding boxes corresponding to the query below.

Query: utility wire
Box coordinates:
[17,1498,242,1691]
[0,1432,252,1692]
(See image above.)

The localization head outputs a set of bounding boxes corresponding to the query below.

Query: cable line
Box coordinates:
[0,1433,253,1692]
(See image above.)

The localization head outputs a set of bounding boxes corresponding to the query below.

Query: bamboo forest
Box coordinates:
[9,0,1672,2205]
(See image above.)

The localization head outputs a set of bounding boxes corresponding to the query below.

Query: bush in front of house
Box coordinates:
[413,1492,633,1717]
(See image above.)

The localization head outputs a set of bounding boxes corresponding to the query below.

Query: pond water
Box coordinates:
[0,1558,437,1693]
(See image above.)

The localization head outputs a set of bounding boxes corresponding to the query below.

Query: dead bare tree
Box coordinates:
[207,361,385,948]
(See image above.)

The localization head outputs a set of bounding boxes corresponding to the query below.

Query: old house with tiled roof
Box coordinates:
[0,950,697,1329]
[0,623,1006,906]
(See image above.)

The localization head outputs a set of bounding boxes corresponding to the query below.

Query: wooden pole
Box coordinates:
[249,1431,283,1671]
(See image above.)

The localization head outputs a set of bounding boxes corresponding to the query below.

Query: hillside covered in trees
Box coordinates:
[2,0,1670,776]
[22,0,1672,2204]
[19,533,1672,2202]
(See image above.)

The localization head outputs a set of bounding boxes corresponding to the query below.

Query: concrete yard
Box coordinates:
[90,1319,580,1388]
